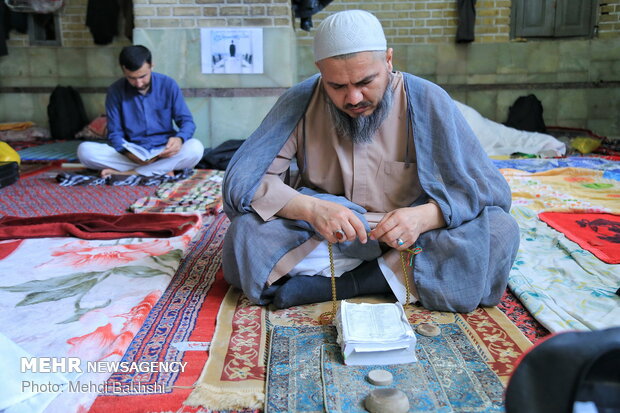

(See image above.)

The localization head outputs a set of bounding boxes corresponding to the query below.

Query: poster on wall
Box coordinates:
[200,28,264,74]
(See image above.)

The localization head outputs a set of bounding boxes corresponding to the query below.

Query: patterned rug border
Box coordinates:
[186,287,267,410]
[100,214,229,394]
[457,306,532,383]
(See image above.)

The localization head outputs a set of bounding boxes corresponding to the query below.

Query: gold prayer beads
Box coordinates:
[319,244,415,325]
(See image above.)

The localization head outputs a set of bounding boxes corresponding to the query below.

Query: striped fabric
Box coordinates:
[17,140,84,162]
[55,168,194,186]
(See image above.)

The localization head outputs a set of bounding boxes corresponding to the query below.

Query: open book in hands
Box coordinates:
[335,301,418,366]
[122,142,165,162]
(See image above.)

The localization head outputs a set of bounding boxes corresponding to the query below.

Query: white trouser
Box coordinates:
[77,140,204,176]
[288,241,364,278]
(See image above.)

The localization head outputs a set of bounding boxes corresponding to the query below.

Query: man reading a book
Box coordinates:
[222,10,520,313]
[78,45,203,177]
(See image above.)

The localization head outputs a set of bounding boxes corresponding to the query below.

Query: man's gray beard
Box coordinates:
[325,80,394,144]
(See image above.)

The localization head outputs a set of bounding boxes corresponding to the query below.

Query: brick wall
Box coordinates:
[60,0,96,46]
[296,0,509,46]
[4,1,618,49]
[4,0,292,48]
[5,0,129,47]
[132,0,291,29]
[295,0,620,45]
[598,1,620,37]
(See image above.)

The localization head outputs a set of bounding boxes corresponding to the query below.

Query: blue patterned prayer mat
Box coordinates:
[265,324,504,413]
[17,140,83,162]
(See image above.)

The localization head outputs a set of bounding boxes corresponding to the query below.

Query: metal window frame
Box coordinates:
[510,0,599,39]
[28,12,62,46]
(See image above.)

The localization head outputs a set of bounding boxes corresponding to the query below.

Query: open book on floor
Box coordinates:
[335,301,418,366]
[122,142,165,162]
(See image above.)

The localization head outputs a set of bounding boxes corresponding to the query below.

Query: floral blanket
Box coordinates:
[0,217,201,413]
[495,157,620,333]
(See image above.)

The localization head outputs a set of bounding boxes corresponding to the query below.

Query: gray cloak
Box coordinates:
[222,72,519,312]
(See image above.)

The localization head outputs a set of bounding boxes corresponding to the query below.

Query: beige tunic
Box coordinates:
[251,72,425,302]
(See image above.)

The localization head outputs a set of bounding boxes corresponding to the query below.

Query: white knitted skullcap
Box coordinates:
[313,10,387,62]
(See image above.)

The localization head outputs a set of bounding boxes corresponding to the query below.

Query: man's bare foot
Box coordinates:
[101,168,138,178]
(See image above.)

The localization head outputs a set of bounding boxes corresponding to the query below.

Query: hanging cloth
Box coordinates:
[86,0,118,45]
[456,0,476,43]
[1,1,28,56]
[85,0,133,45]
[291,0,332,31]
[0,2,8,56]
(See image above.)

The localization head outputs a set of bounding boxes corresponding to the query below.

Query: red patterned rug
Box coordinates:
[0,168,155,217]
[499,288,549,343]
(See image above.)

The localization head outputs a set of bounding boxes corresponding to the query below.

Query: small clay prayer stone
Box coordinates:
[367,369,393,386]
[416,323,441,337]
[364,388,410,413]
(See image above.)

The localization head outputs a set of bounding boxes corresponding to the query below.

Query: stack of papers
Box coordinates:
[335,301,418,366]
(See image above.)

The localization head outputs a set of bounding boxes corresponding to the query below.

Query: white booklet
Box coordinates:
[122,142,164,162]
[335,301,418,366]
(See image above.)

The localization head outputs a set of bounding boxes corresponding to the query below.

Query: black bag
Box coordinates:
[505,327,620,413]
[505,94,547,133]
[0,161,19,189]
[197,139,245,170]
[47,85,89,139]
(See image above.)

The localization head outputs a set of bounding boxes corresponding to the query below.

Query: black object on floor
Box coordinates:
[0,161,19,189]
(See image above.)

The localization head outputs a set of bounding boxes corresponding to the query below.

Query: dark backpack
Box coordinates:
[196,139,245,170]
[505,94,547,133]
[47,85,89,139]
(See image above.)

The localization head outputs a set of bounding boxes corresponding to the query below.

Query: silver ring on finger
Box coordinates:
[334,229,346,241]
[396,238,405,246]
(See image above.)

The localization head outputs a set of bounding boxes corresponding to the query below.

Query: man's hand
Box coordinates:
[277,194,368,244]
[369,203,446,251]
[158,137,183,158]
